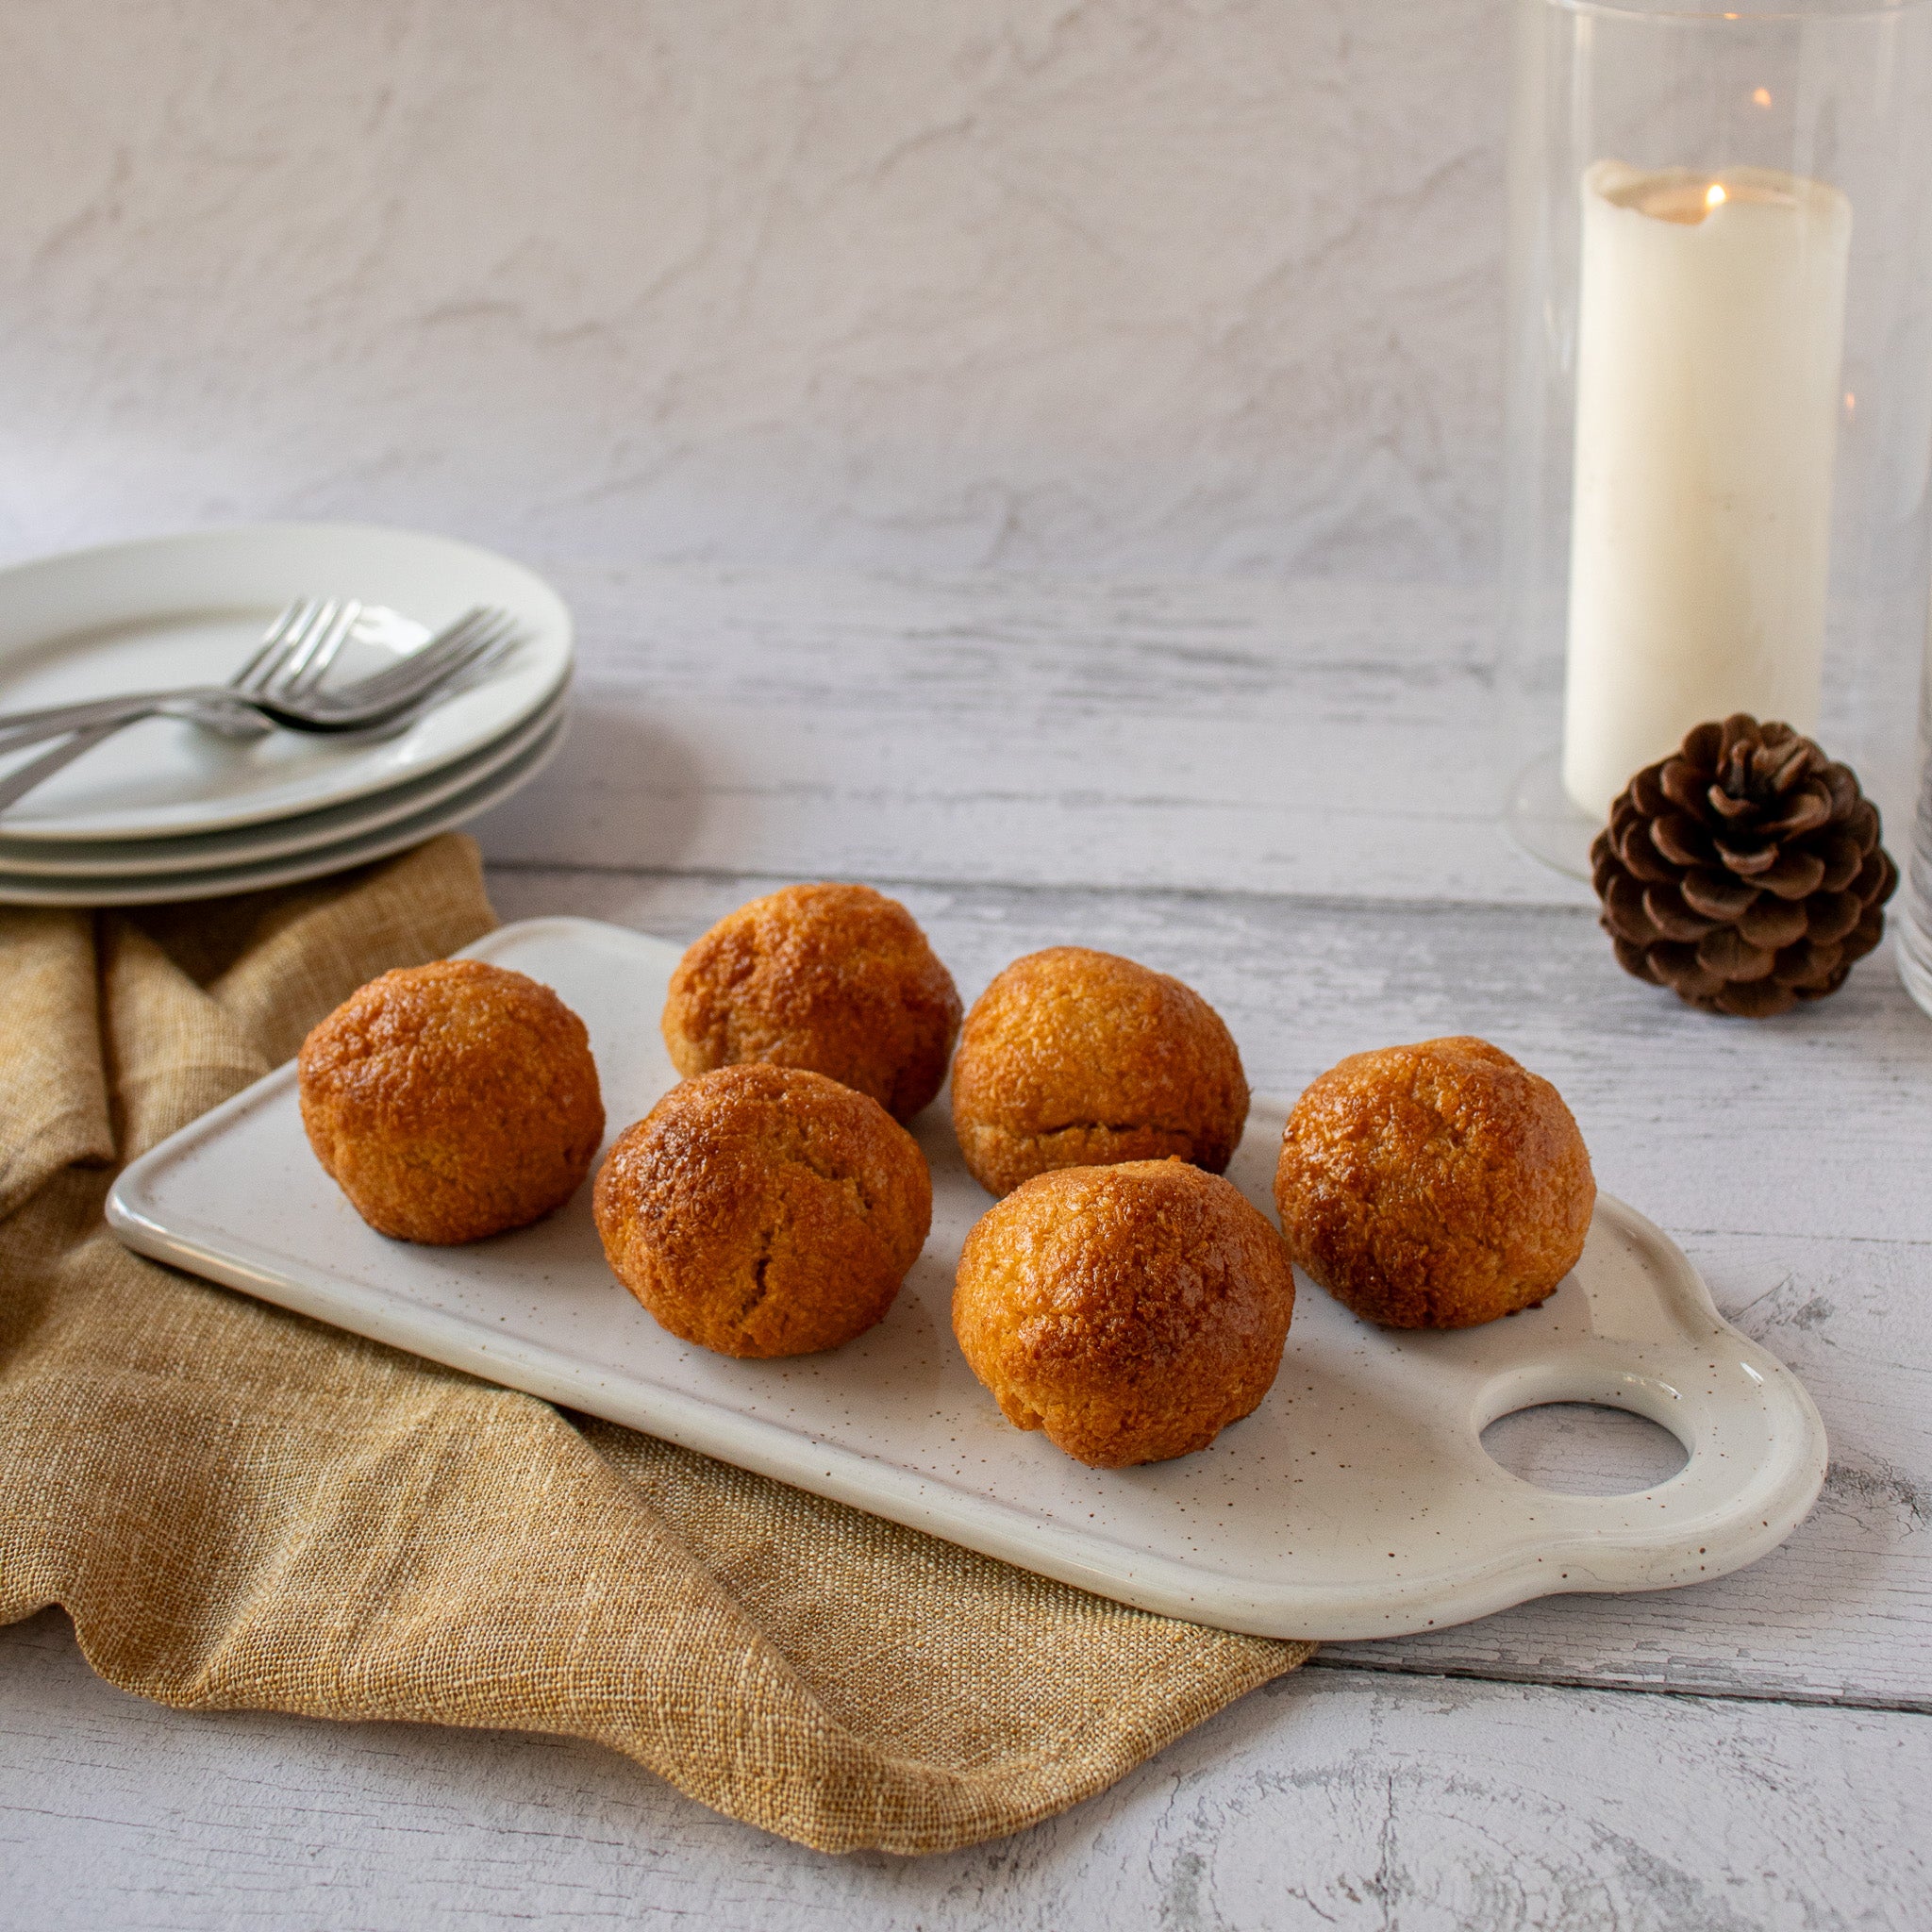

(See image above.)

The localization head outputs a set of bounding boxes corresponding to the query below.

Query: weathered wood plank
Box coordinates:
[480,865,1932,1708]
[15,566,1931,1918]
[1323,1228,1932,1707]
[2,1608,1924,1930]
[476,565,1598,911]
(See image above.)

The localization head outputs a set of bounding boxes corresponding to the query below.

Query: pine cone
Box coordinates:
[1591,713,1897,1018]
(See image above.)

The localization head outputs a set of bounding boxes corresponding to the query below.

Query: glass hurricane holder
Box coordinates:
[1900,719,1932,1014]
[1500,0,1932,882]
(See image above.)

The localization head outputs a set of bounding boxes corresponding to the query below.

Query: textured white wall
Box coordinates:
[0,0,1509,578]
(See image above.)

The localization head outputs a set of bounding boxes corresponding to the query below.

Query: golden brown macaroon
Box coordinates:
[953,1158,1295,1468]
[949,947,1249,1198]
[298,959,605,1245]
[1274,1036,1595,1329]
[593,1062,932,1358]
[661,882,962,1123]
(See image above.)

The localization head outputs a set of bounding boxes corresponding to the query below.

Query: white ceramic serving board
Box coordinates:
[107,917,1828,1641]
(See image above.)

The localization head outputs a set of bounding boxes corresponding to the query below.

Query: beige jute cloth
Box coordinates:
[0,833,1309,1853]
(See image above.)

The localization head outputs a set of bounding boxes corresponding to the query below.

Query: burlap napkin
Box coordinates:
[0,834,1308,1854]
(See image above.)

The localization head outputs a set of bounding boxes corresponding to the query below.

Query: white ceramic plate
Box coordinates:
[0,525,572,841]
[0,683,569,879]
[106,917,1829,1641]
[0,711,567,907]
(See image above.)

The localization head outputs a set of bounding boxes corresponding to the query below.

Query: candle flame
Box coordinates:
[1706,183,1728,210]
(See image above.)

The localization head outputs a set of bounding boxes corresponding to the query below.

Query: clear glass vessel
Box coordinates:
[1899,735,1932,1014]
[1499,0,1932,888]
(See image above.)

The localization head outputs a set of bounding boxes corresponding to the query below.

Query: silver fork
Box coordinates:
[0,605,514,747]
[196,597,366,741]
[0,600,352,815]
[0,597,359,757]
[0,605,520,815]
[227,597,360,708]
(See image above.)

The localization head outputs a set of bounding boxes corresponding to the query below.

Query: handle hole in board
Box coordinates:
[1481,1402,1689,1496]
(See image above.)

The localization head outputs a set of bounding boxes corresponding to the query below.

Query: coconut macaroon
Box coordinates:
[1274,1036,1595,1329]
[953,1159,1295,1468]
[949,947,1249,1198]
[593,1063,932,1358]
[298,959,605,1245]
[660,882,961,1123]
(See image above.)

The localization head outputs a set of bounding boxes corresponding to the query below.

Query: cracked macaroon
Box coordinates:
[660,882,961,1123]
[953,1158,1296,1468]
[949,947,1249,1197]
[298,959,605,1245]
[1273,1036,1595,1329]
[593,1062,932,1358]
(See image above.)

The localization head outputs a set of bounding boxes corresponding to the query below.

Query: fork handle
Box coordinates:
[0,713,151,815]
[0,690,255,755]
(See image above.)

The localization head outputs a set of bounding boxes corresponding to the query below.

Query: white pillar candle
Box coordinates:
[1561,159,1852,819]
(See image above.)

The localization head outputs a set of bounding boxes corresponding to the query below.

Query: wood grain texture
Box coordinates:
[9,568,1932,1924]
[481,866,1932,1712]
[467,566,1595,909]
[2,1608,1924,1931]
[466,562,1914,910]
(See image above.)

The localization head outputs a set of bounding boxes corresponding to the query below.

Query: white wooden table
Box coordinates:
[5,567,1928,1929]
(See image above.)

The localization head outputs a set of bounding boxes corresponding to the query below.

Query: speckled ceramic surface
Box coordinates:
[107,917,1829,1641]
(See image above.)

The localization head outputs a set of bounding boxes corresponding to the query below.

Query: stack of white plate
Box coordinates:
[0,525,573,906]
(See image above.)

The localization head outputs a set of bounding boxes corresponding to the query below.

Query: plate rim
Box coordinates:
[0,681,571,879]
[0,711,567,907]
[0,521,574,843]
